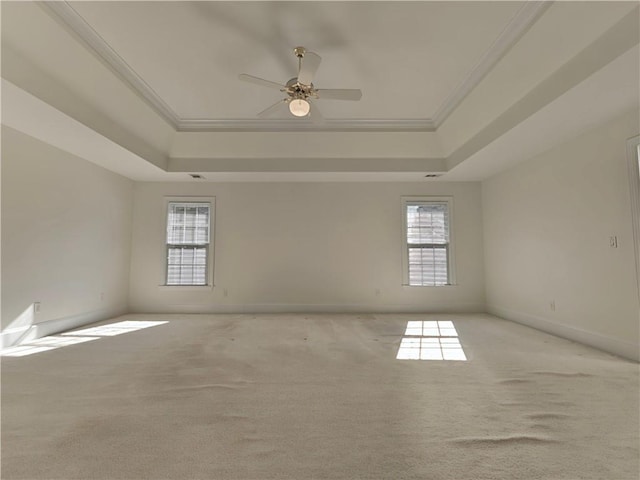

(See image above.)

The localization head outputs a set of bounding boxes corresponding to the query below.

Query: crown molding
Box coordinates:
[432,0,552,128]
[39,0,550,133]
[176,118,436,132]
[39,1,181,128]
[168,156,447,174]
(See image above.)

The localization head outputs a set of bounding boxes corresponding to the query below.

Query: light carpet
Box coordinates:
[1,313,638,479]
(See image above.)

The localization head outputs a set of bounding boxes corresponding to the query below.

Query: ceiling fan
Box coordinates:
[239,46,362,121]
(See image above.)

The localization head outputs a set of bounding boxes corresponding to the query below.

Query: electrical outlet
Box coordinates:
[609,236,618,248]
[375,289,381,297]
[34,302,41,314]
[550,300,556,312]
[223,288,228,297]
[100,292,105,301]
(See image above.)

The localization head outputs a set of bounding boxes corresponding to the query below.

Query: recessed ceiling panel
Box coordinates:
[68,1,525,120]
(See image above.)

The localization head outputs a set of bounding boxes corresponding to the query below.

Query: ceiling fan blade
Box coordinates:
[239,74,285,90]
[257,98,289,117]
[308,101,324,124]
[297,51,322,86]
[316,89,362,101]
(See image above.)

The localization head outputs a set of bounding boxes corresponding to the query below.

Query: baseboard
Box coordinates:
[130,302,486,315]
[487,304,639,362]
[7,306,128,347]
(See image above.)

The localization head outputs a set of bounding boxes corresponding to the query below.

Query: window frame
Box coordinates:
[401,196,456,287]
[162,196,215,288]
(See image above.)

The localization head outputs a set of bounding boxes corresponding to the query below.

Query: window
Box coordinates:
[166,201,212,286]
[402,197,453,286]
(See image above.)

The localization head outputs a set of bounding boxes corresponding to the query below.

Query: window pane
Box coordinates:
[195,227,209,243]
[181,248,194,265]
[193,266,206,285]
[167,202,210,244]
[167,265,181,284]
[167,226,183,244]
[407,203,449,245]
[194,248,207,265]
[168,248,181,263]
[167,245,208,285]
[408,245,448,286]
[179,266,194,285]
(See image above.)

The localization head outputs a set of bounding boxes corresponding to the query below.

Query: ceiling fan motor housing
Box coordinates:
[285,78,316,99]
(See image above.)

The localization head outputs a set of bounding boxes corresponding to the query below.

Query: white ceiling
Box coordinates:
[1,1,638,182]
[66,1,524,121]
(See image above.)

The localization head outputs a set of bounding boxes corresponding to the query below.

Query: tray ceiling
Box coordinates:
[43,1,532,128]
[1,1,638,181]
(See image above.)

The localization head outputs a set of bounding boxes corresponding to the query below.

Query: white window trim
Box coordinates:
[160,196,215,288]
[401,196,457,287]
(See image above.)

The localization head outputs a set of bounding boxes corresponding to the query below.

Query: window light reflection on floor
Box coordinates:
[61,320,168,337]
[1,336,98,357]
[397,320,467,361]
[1,320,168,357]
[1,344,60,357]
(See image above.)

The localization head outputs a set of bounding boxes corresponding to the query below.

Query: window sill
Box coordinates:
[402,283,458,287]
[158,285,214,291]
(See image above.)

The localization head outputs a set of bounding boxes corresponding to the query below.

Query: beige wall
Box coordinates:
[129,181,485,313]
[482,110,640,360]
[5,107,638,360]
[1,127,133,331]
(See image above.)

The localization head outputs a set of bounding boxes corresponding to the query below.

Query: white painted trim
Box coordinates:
[400,196,456,287]
[163,196,216,288]
[432,1,551,127]
[177,118,437,133]
[38,0,548,133]
[39,1,180,128]
[626,135,640,309]
[158,285,214,292]
[487,304,639,362]
[168,157,448,174]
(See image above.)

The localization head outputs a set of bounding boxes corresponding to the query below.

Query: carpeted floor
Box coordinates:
[1,313,638,479]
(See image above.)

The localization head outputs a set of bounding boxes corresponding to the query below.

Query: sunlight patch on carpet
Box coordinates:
[1,336,99,356]
[61,320,168,337]
[1,321,168,357]
[397,320,467,361]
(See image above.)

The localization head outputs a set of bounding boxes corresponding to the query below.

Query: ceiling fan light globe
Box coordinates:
[289,99,310,117]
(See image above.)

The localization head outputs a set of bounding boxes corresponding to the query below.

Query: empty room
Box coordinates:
[1,1,639,479]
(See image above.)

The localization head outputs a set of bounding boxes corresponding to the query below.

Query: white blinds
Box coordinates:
[166,202,210,285]
[406,202,450,286]
[167,203,210,244]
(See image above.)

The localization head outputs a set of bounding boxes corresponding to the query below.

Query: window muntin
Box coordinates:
[403,199,453,286]
[166,202,211,286]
